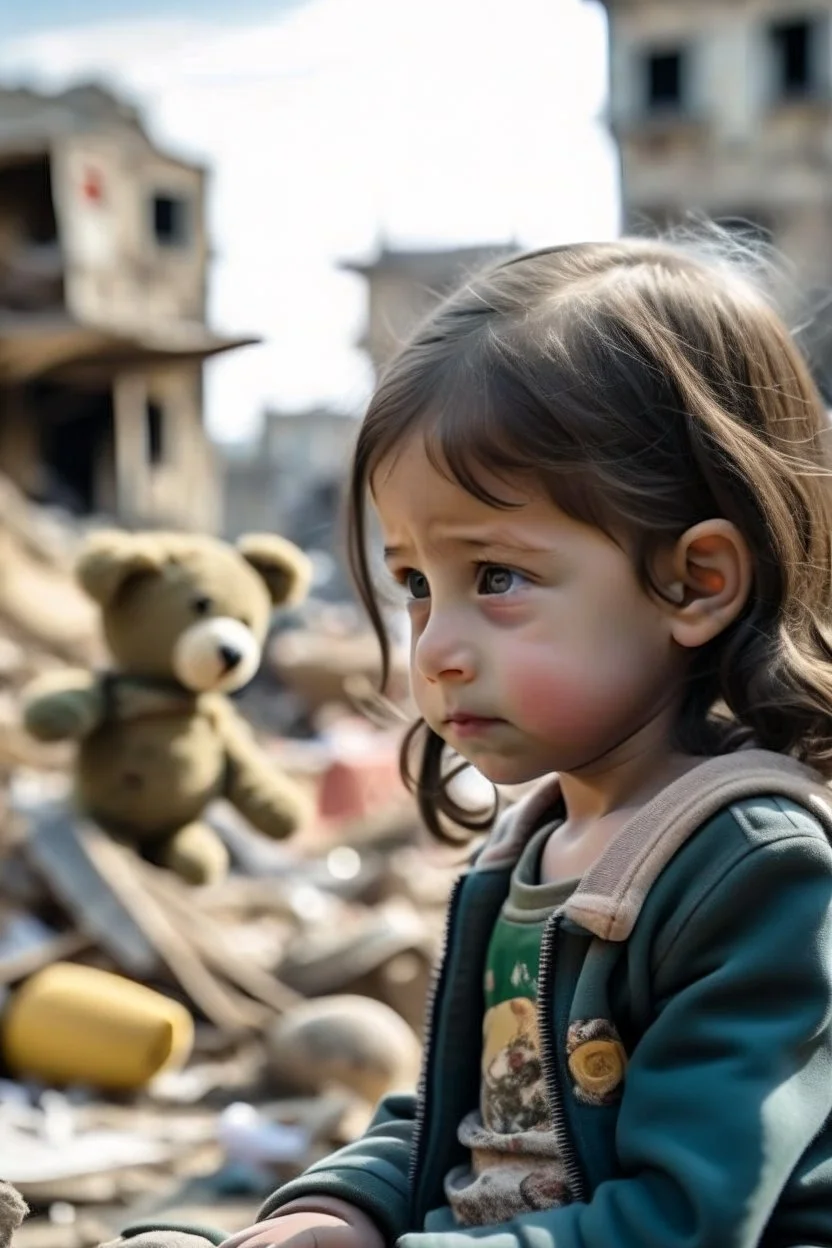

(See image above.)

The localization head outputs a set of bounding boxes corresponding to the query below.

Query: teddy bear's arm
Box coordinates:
[212,699,312,840]
[22,669,107,742]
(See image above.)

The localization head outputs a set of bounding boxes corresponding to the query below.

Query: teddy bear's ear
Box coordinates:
[75,531,164,606]
[237,534,313,607]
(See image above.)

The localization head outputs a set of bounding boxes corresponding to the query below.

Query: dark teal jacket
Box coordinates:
[125,750,832,1248]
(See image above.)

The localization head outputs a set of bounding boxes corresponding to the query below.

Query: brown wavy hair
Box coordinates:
[346,237,832,842]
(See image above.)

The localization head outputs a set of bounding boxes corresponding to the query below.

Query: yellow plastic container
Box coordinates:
[1,962,194,1092]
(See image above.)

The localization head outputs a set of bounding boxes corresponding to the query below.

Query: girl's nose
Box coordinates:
[414,614,476,684]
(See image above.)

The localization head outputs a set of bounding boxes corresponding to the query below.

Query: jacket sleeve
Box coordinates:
[257,1092,418,1241]
[397,827,832,1248]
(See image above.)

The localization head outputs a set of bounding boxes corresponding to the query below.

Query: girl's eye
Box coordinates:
[405,570,430,600]
[476,565,526,595]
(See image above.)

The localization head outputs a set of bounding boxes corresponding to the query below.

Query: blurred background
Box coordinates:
[0,0,618,551]
[0,0,827,1244]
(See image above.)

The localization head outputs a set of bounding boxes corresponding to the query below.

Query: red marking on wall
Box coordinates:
[81,167,104,205]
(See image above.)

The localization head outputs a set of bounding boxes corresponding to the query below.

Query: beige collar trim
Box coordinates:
[474,750,832,942]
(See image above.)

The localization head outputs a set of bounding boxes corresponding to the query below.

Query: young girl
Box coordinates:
[117,236,832,1248]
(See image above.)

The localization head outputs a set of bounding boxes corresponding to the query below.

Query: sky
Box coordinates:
[0,0,620,443]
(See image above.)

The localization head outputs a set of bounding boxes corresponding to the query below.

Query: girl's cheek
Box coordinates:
[505,661,592,737]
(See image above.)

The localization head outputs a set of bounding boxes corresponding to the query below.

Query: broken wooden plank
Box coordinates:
[139,864,303,1014]
[24,801,160,977]
[78,826,267,1034]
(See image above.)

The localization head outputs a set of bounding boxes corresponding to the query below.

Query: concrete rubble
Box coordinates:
[0,474,462,1248]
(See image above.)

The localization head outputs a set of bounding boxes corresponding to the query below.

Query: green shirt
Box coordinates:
[443,821,579,1228]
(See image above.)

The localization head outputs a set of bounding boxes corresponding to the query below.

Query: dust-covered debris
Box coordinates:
[0,472,474,1248]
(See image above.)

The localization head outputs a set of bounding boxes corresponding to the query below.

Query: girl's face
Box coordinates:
[373,438,687,787]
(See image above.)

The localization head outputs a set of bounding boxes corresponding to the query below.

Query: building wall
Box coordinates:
[112,365,218,531]
[609,0,832,283]
[0,86,228,533]
[222,410,359,598]
[221,458,277,538]
[224,410,358,537]
[361,267,453,375]
[263,409,358,488]
[52,133,207,332]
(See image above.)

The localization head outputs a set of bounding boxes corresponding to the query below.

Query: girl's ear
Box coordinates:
[658,520,753,649]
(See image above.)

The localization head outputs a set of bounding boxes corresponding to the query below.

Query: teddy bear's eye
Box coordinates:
[191,595,213,617]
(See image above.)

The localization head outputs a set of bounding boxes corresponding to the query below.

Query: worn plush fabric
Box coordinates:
[121,751,832,1248]
[21,530,312,885]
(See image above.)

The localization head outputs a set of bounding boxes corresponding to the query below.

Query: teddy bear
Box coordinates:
[21,528,313,885]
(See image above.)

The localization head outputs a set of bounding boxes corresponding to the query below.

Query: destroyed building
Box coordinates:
[0,83,255,532]
[595,0,832,390]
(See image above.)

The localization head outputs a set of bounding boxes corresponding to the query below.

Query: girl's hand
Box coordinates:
[218,1204,386,1248]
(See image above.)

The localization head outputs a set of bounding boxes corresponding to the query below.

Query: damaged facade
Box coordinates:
[0,83,254,532]
[596,0,832,388]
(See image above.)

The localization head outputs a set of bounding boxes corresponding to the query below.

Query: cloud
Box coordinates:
[0,0,619,440]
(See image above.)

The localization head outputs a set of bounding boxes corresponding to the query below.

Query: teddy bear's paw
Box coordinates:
[152,821,230,886]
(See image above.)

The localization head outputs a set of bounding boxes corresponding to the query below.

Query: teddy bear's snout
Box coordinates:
[172,616,261,693]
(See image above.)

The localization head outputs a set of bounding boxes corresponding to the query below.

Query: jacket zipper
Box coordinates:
[408,873,465,1203]
[537,911,589,1204]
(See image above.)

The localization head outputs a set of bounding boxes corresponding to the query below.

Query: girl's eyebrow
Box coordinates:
[383,530,552,562]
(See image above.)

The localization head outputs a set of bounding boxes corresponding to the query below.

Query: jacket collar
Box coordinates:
[472,749,832,941]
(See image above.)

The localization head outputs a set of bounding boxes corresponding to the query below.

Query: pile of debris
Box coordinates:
[0,749,463,1247]
[0,474,468,1247]
[0,476,103,804]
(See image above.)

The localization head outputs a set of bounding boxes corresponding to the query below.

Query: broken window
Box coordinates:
[645,48,686,112]
[768,18,824,99]
[0,156,58,246]
[151,193,190,246]
[146,400,165,465]
[34,384,114,516]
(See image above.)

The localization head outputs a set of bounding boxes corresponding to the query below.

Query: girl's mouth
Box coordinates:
[445,714,504,737]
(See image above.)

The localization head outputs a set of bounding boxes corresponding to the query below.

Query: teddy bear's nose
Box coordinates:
[218,644,242,671]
